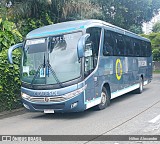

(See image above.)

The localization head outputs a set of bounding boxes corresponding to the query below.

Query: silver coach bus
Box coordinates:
[8,20,152,113]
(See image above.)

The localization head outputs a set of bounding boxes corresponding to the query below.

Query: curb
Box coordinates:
[0,108,26,119]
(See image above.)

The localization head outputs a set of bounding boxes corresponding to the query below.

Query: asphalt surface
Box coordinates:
[0,74,160,144]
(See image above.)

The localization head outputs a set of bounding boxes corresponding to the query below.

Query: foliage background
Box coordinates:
[0,18,22,112]
[0,0,160,111]
[142,32,160,61]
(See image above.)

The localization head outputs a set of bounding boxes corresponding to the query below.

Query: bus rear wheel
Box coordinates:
[95,87,110,110]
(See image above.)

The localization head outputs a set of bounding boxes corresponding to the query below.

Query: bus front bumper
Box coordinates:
[21,93,86,113]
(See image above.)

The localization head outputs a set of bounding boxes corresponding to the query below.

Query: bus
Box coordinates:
[8,20,152,113]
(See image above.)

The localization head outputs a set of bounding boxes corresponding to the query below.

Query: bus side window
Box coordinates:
[141,41,147,57]
[146,42,152,57]
[85,27,101,77]
[103,30,114,56]
[134,40,141,56]
[125,37,133,56]
[84,39,94,73]
[114,34,125,56]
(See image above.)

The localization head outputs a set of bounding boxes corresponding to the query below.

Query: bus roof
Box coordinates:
[26,19,150,42]
[26,20,90,39]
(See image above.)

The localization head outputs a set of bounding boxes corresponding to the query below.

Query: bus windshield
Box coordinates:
[22,32,82,85]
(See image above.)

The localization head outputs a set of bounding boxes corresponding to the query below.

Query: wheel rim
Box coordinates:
[101,92,107,106]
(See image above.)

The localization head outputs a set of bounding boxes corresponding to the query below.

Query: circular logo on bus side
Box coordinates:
[116,59,122,80]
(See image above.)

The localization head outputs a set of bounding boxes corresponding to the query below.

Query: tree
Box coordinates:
[91,0,160,33]
[152,21,160,33]
[142,33,160,49]
[0,0,10,19]
[128,25,143,34]
[152,49,160,61]
[62,0,102,21]
[141,32,160,61]
[4,0,160,35]
[10,0,51,19]
[6,0,54,36]
[0,18,22,111]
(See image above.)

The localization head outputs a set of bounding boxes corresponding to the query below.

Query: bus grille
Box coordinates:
[32,103,65,110]
[27,96,66,103]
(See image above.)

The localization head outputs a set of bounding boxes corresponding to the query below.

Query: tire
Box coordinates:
[95,87,110,110]
[135,77,143,94]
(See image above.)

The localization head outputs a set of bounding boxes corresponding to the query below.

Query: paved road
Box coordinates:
[0,74,160,144]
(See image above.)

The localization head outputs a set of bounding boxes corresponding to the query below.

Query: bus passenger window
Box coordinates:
[115,34,125,56]
[125,37,133,56]
[134,40,141,56]
[146,42,152,57]
[103,30,114,56]
[141,41,147,57]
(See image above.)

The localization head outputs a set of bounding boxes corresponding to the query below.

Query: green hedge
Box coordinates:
[0,18,22,112]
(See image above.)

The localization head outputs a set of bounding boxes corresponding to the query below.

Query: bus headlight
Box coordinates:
[21,92,30,100]
[64,85,87,99]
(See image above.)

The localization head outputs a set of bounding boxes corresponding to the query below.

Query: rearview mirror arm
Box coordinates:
[77,34,90,59]
[8,43,23,64]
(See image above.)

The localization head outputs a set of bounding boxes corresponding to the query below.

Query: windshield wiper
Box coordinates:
[31,54,45,86]
[31,64,43,86]
[46,59,63,88]
[31,54,63,88]
[31,54,46,86]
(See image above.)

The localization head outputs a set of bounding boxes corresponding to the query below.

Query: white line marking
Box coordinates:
[149,114,160,123]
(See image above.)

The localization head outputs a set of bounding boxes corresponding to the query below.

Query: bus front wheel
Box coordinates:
[95,87,110,110]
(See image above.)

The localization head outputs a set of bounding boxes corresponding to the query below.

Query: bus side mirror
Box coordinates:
[77,34,90,59]
[8,43,23,64]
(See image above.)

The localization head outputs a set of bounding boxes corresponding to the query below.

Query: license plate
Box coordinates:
[44,109,54,113]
